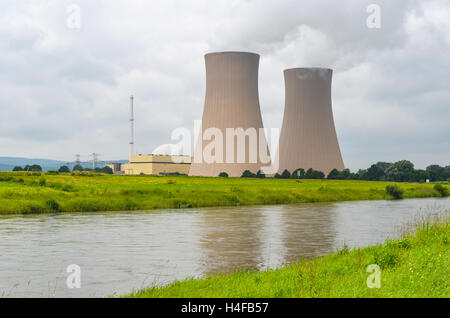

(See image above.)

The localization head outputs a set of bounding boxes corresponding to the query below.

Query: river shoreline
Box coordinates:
[126,211,450,298]
[0,172,448,215]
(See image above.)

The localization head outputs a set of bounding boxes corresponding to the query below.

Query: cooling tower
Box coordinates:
[277,68,344,176]
[189,52,271,177]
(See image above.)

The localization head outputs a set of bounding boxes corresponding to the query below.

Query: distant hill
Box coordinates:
[0,157,127,172]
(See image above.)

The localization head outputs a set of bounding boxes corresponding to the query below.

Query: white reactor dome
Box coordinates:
[152,144,184,156]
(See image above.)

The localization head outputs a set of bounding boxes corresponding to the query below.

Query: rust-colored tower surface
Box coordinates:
[189,52,271,177]
[277,68,344,176]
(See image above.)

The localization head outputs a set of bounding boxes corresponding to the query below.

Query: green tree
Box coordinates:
[256,170,266,178]
[366,164,385,181]
[219,172,229,178]
[426,165,445,181]
[443,166,450,181]
[12,166,23,171]
[327,169,340,180]
[356,169,368,180]
[26,164,43,172]
[385,160,414,182]
[292,168,305,179]
[411,169,429,183]
[101,166,113,174]
[281,170,291,179]
[304,168,325,179]
[73,164,84,172]
[338,169,351,180]
[241,170,256,178]
[58,166,70,173]
[375,162,393,173]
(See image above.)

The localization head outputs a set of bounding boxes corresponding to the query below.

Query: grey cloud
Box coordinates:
[0,0,449,170]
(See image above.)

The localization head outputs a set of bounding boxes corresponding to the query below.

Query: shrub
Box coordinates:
[12,166,23,172]
[327,169,340,180]
[304,168,325,179]
[386,185,404,199]
[46,200,61,212]
[292,168,305,179]
[434,184,448,197]
[58,166,70,173]
[219,172,229,178]
[256,170,266,179]
[241,170,256,178]
[281,170,291,179]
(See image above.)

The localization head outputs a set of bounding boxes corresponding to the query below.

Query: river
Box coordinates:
[0,197,449,297]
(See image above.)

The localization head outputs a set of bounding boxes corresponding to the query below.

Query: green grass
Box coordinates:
[127,213,450,298]
[0,171,448,215]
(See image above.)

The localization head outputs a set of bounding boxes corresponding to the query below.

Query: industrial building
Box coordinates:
[189,51,271,178]
[277,68,344,176]
[107,155,191,175]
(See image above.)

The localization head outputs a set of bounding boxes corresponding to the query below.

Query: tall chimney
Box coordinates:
[130,95,134,161]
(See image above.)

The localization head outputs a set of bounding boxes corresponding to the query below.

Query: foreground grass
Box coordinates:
[128,214,450,298]
[0,172,448,215]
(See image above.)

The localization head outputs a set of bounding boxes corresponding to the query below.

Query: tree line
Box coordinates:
[225,160,450,182]
[12,164,113,174]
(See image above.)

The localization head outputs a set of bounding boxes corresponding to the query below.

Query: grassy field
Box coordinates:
[127,213,450,298]
[0,171,448,215]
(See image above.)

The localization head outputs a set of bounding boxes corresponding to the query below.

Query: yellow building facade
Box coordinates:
[107,155,191,175]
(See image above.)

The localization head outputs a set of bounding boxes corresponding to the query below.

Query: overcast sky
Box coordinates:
[0,0,449,170]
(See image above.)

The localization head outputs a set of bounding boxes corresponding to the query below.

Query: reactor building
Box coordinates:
[277,68,344,176]
[189,52,271,177]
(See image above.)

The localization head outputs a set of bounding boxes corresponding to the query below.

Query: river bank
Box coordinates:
[0,172,448,215]
[127,211,450,298]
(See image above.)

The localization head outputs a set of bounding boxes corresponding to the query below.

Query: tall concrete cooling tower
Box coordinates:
[277,68,344,176]
[189,52,271,177]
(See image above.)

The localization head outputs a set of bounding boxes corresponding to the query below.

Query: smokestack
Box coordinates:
[130,95,134,161]
[277,68,344,176]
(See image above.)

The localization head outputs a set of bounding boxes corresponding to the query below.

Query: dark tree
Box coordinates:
[375,162,393,173]
[385,160,414,182]
[101,166,113,174]
[241,170,256,178]
[256,170,266,178]
[304,168,325,179]
[280,170,291,179]
[73,164,84,172]
[365,164,385,181]
[219,172,229,178]
[25,164,42,172]
[426,165,445,181]
[443,166,450,181]
[12,166,23,171]
[338,169,351,180]
[356,169,368,180]
[292,168,305,179]
[327,169,340,180]
[58,166,70,173]
[411,169,429,183]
